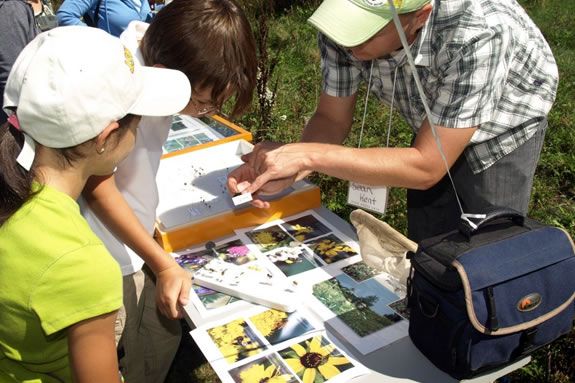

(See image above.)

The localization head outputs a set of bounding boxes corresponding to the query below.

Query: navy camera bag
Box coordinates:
[406,208,575,379]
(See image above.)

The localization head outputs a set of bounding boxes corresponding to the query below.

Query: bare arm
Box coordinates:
[227,93,357,207]
[303,118,477,189]
[230,96,476,193]
[68,311,120,383]
[83,175,192,319]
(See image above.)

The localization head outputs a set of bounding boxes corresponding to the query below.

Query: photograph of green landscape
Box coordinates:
[312,274,402,337]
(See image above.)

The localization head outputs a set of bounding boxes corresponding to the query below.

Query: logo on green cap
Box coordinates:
[364,0,403,7]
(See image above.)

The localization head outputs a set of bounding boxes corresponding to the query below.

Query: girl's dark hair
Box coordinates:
[0,114,137,225]
[141,0,257,117]
[0,122,37,225]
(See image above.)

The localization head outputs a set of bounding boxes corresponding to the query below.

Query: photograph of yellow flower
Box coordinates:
[207,319,264,364]
[246,225,294,252]
[306,234,358,264]
[228,353,297,383]
[250,309,315,345]
[278,335,353,383]
[281,214,332,242]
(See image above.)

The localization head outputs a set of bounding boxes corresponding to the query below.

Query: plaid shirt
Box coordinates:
[320,0,558,173]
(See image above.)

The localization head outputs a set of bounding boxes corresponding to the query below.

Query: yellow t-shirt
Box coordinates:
[0,185,122,382]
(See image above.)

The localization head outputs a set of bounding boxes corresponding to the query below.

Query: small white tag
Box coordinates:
[16,133,36,171]
[232,192,252,206]
[347,182,388,215]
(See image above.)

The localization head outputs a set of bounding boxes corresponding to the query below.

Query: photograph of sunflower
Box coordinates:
[281,215,332,242]
[228,353,297,383]
[306,234,358,264]
[250,309,315,345]
[193,285,239,310]
[278,335,353,383]
[341,261,379,282]
[266,246,320,277]
[207,319,264,364]
[246,225,293,252]
[312,274,402,337]
[214,239,257,265]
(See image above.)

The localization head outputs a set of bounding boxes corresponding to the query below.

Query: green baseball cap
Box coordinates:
[308,0,431,47]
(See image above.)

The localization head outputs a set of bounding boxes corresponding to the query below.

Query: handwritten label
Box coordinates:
[347,182,388,215]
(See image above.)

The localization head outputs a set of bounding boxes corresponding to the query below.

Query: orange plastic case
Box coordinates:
[155,138,321,252]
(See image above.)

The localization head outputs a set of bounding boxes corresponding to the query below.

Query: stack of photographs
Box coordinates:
[173,210,409,356]
[190,306,369,383]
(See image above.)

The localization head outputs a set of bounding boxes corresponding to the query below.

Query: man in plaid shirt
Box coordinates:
[228,0,558,241]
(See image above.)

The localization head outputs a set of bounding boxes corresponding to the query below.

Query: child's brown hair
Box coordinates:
[141,0,257,117]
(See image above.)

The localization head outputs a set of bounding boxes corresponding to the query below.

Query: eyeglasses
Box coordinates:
[190,96,219,117]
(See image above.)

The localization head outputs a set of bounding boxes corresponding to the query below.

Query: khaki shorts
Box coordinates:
[115,269,182,383]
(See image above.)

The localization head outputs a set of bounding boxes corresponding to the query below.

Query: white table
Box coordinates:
[183,207,530,383]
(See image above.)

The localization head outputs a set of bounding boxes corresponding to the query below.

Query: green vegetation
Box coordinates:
[313,278,399,337]
[342,262,380,282]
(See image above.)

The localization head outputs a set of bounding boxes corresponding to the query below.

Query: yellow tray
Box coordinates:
[155,183,321,252]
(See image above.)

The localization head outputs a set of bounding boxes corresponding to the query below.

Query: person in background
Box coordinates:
[57,0,153,37]
[28,0,58,31]
[228,0,558,242]
[0,0,38,125]
[79,0,258,381]
[0,26,190,382]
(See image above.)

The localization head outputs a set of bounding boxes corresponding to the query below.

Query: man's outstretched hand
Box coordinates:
[227,141,308,208]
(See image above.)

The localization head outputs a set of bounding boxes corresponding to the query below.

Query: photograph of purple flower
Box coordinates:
[174,249,212,272]
[213,239,257,265]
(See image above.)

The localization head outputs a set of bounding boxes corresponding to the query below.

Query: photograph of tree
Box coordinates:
[266,246,320,277]
[246,225,294,252]
[306,234,358,264]
[207,319,264,364]
[312,274,402,337]
[281,214,332,242]
[278,335,354,383]
[250,309,315,346]
[228,353,297,383]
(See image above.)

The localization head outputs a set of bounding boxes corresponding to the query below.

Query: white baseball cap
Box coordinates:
[3,26,191,148]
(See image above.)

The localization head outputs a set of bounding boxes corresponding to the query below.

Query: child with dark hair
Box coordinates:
[79,1,258,381]
[0,26,190,382]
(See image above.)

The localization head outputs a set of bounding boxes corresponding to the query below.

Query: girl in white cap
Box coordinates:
[0,26,190,382]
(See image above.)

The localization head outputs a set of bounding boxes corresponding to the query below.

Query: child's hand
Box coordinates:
[155,263,193,319]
